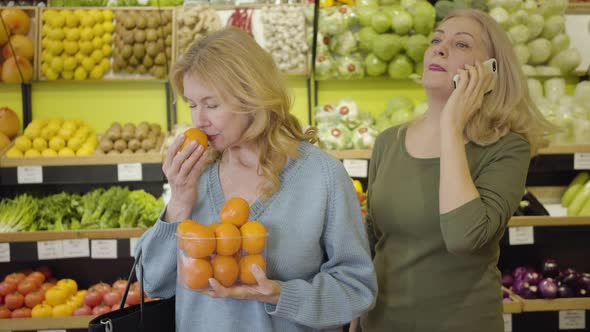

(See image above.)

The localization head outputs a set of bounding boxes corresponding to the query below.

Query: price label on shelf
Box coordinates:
[62,239,90,258]
[503,314,512,332]
[39,330,67,332]
[91,240,118,259]
[342,159,368,178]
[37,240,64,260]
[117,163,143,182]
[574,153,590,170]
[559,310,586,330]
[508,226,534,245]
[0,243,10,262]
[17,166,43,184]
[130,237,139,257]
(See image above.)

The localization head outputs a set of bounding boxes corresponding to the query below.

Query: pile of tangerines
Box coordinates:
[176,197,267,290]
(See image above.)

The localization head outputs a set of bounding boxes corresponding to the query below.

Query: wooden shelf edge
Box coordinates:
[0,228,147,242]
[503,287,523,314]
[538,144,590,155]
[567,2,590,14]
[0,153,163,167]
[0,315,95,330]
[327,149,372,160]
[520,297,590,312]
[508,216,590,227]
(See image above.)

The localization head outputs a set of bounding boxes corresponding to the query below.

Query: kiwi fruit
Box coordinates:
[154,53,166,65]
[122,30,135,44]
[128,138,141,151]
[145,29,158,42]
[121,45,133,59]
[100,139,113,153]
[126,65,135,74]
[123,123,136,132]
[138,122,150,131]
[110,122,122,130]
[129,55,139,66]
[121,130,134,141]
[107,150,120,155]
[137,65,148,74]
[133,44,146,58]
[141,137,156,150]
[114,139,127,152]
[146,16,158,29]
[150,123,161,134]
[146,43,159,57]
[123,16,136,30]
[152,66,167,79]
[122,149,134,154]
[136,15,147,29]
[134,30,146,43]
[106,129,121,141]
[143,55,154,68]
[165,35,172,47]
[136,148,146,154]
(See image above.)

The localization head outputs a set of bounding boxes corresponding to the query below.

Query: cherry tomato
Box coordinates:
[112,279,128,295]
[84,290,103,308]
[126,288,140,305]
[73,304,92,316]
[92,282,111,296]
[103,290,121,307]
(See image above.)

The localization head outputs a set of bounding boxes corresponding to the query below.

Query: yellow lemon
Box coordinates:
[49,136,66,151]
[76,147,94,156]
[49,40,64,56]
[81,57,94,72]
[49,15,65,29]
[100,58,110,72]
[101,33,112,44]
[89,65,105,80]
[57,127,74,140]
[92,24,104,37]
[101,44,112,57]
[91,36,103,50]
[62,71,74,80]
[33,137,48,151]
[65,14,80,28]
[24,149,41,157]
[80,15,95,28]
[6,147,23,158]
[14,136,32,151]
[74,67,88,80]
[24,127,40,140]
[79,40,93,55]
[63,56,77,71]
[48,28,65,40]
[40,127,57,141]
[90,49,103,63]
[58,147,75,156]
[41,149,58,157]
[102,21,114,33]
[50,57,64,73]
[80,27,94,41]
[102,10,113,21]
[67,137,83,151]
[65,28,80,41]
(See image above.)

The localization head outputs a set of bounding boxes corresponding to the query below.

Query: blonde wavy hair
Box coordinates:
[171,28,317,199]
[441,9,554,154]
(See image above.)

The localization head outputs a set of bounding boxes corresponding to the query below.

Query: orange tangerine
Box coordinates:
[215,223,241,256]
[211,255,239,288]
[240,221,267,254]
[239,254,266,285]
[220,197,249,227]
[177,220,216,259]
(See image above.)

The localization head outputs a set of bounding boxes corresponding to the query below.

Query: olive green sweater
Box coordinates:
[361,126,530,332]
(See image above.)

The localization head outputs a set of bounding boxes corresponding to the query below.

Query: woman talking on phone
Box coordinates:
[361,9,553,332]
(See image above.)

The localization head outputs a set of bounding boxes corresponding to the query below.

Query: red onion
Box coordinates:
[524,272,542,286]
[512,279,528,296]
[521,285,539,299]
[513,266,528,280]
[579,289,589,298]
[578,273,590,291]
[539,278,558,299]
[502,273,514,288]
[542,258,559,278]
[558,285,575,298]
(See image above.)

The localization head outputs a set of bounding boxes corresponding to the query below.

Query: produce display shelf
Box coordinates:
[0,228,145,243]
[0,316,93,331]
[327,145,590,161]
[519,297,590,312]
[0,153,163,167]
[504,298,523,314]
[567,2,590,14]
[508,216,590,227]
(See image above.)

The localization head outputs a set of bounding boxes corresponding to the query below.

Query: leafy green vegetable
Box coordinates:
[0,194,38,232]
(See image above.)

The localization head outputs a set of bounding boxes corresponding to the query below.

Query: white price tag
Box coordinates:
[509,226,534,245]
[37,240,64,260]
[17,166,43,184]
[559,310,586,330]
[342,159,368,178]
[39,330,67,332]
[503,314,512,332]
[0,243,10,262]
[130,237,139,257]
[62,239,90,258]
[91,240,118,259]
[574,153,590,170]
[117,163,143,182]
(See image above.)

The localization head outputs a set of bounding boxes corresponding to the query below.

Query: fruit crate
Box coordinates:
[36,7,175,81]
[174,4,309,77]
[0,6,39,83]
[503,287,523,314]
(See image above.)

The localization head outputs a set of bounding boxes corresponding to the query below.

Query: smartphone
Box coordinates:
[453,58,497,93]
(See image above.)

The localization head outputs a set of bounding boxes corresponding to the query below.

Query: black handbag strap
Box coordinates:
[118,250,145,332]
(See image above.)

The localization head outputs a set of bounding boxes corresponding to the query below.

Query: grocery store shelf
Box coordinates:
[327,150,372,160]
[508,216,590,227]
[0,153,163,167]
[0,315,93,331]
[567,2,590,14]
[520,297,590,312]
[538,144,590,155]
[0,228,146,243]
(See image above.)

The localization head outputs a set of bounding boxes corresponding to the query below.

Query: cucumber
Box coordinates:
[562,172,590,207]
[567,181,590,216]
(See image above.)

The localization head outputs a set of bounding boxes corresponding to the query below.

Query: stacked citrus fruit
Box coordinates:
[176,197,267,289]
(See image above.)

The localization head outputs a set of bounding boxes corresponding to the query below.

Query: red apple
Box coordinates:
[0,8,30,35]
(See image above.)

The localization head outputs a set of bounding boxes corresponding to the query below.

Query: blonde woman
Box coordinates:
[361,9,552,332]
[135,28,377,332]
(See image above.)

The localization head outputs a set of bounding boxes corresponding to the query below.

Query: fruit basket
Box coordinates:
[0,6,39,83]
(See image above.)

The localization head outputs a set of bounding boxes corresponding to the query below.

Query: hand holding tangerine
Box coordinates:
[180,128,208,151]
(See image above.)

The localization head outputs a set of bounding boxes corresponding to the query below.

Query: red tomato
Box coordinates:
[84,290,103,308]
[132,281,140,290]
[0,281,16,296]
[40,282,54,293]
[35,265,53,279]
[112,280,128,295]
[11,307,31,318]
[110,303,130,310]
[24,290,44,309]
[17,280,37,295]
[26,272,46,286]
[0,305,10,318]
[92,282,111,296]
[5,292,24,310]
[103,290,122,307]
[73,304,93,316]
[4,273,25,284]
[92,304,111,315]
[125,289,141,305]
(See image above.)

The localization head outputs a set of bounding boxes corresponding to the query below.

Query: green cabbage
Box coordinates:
[408,1,435,35]
[371,11,392,33]
[330,30,358,56]
[550,49,582,74]
[357,27,379,52]
[373,34,404,61]
[388,54,414,79]
[364,53,388,76]
[405,34,429,63]
[542,15,565,40]
[527,38,552,65]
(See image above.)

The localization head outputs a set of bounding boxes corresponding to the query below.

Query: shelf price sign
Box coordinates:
[91,239,118,259]
[574,153,590,170]
[559,310,586,330]
[62,239,90,258]
[508,226,534,245]
[37,240,64,260]
[130,237,140,257]
[17,166,43,184]
[0,243,10,262]
[503,314,512,332]
[343,159,368,178]
[118,163,143,182]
